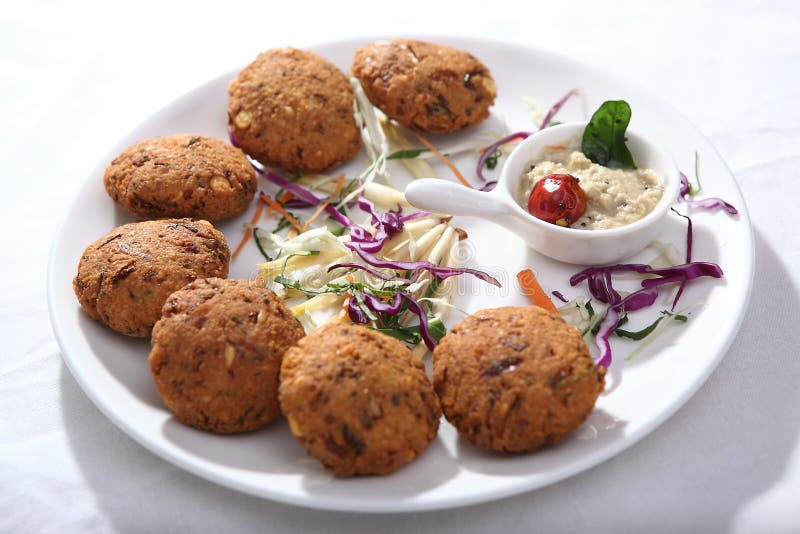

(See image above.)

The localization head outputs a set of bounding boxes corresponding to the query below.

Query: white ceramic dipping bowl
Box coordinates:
[404,122,680,265]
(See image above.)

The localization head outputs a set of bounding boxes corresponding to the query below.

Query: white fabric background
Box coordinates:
[2,0,798,532]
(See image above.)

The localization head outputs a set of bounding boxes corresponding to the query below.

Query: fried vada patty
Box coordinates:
[72,219,229,336]
[279,323,441,476]
[227,47,361,173]
[433,306,605,453]
[149,278,304,433]
[104,134,256,221]
[352,39,497,134]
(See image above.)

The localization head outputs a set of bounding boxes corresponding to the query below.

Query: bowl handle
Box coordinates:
[404,179,506,217]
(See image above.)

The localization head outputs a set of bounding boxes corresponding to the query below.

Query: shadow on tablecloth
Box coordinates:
[58,227,798,533]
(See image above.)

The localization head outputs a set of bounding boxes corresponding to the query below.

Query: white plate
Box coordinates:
[47,36,754,512]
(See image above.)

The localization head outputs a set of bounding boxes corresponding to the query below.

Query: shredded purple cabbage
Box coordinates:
[350,195,405,252]
[257,168,323,206]
[537,88,581,132]
[617,286,660,311]
[677,173,738,215]
[347,297,370,324]
[346,243,501,287]
[327,262,411,284]
[571,263,723,296]
[356,195,383,225]
[552,290,569,303]
[255,167,357,227]
[324,205,354,228]
[361,292,403,315]
[594,307,618,368]
[398,211,431,223]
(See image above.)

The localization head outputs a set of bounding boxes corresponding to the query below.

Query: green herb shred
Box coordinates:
[387,148,430,160]
[252,228,272,261]
[615,310,688,340]
[691,150,702,196]
[484,150,501,170]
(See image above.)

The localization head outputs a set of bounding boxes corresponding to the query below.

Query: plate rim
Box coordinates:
[47,34,755,513]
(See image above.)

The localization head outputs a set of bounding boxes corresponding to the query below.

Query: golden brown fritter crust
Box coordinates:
[227,48,361,173]
[352,39,497,134]
[279,323,441,477]
[149,278,304,434]
[103,135,256,221]
[72,219,229,337]
[432,306,605,453]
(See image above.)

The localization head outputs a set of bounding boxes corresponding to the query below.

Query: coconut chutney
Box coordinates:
[519,148,663,230]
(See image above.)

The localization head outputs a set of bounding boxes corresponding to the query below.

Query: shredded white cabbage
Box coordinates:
[258,226,347,257]
[336,79,392,206]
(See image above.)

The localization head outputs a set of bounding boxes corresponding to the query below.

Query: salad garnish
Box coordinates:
[565,235,724,367]
[234,89,501,354]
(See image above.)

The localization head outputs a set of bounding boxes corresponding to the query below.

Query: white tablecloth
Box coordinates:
[2,1,798,531]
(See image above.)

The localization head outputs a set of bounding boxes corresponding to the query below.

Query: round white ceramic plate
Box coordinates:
[48,36,754,513]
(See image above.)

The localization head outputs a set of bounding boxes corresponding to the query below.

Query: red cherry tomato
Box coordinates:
[527,173,587,227]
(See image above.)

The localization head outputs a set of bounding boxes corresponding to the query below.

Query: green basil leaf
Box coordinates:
[581,100,636,169]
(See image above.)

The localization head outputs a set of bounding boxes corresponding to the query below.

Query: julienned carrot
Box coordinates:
[231,200,266,260]
[517,268,558,314]
[411,130,473,189]
[259,193,304,233]
[302,173,345,232]
[337,296,351,321]
[277,190,294,204]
